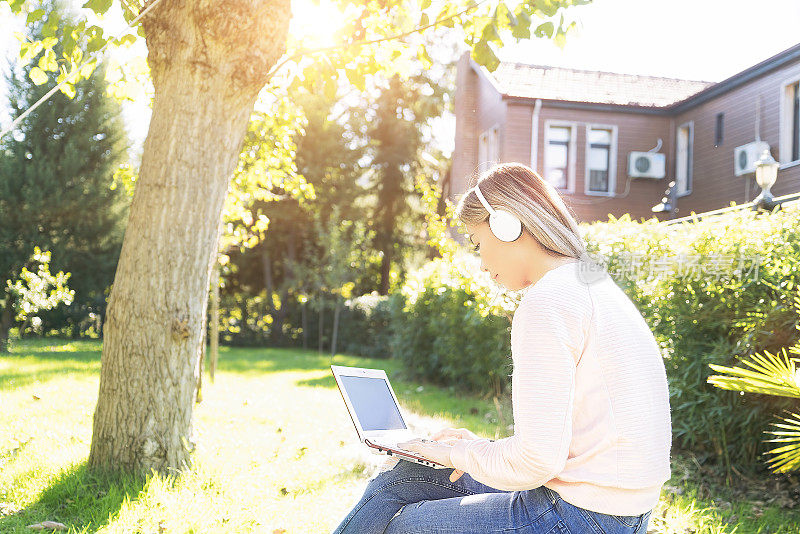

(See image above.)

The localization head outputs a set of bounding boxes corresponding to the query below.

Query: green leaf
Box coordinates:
[38,49,58,72]
[41,13,60,38]
[80,60,97,78]
[29,66,48,85]
[59,83,76,99]
[495,2,516,30]
[19,41,44,65]
[511,9,531,39]
[9,0,26,14]
[82,0,114,15]
[417,44,433,70]
[26,8,45,25]
[471,40,499,72]
[419,12,429,27]
[534,21,555,39]
[344,67,365,92]
[480,21,502,45]
[114,34,137,47]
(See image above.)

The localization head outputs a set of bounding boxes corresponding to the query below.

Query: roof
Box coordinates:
[488,62,715,108]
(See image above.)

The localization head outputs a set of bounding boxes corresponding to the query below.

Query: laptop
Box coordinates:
[331,365,449,469]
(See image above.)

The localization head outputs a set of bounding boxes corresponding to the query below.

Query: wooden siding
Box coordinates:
[672,60,800,215]
[451,52,800,224]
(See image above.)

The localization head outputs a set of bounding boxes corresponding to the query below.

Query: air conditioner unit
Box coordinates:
[628,152,666,179]
[734,141,770,176]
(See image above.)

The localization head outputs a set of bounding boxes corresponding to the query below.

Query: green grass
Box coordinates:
[1,339,799,533]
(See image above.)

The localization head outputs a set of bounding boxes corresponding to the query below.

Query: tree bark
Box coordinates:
[209,259,220,382]
[0,292,12,354]
[379,247,392,295]
[301,295,308,350]
[270,231,295,345]
[318,291,324,354]
[261,248,274,306]
[88,0,291,473]
[331,296,341,358]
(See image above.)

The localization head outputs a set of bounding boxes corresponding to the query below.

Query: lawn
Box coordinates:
[1,339,798,533]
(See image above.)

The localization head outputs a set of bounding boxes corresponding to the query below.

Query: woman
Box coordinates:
[332,163,672,533]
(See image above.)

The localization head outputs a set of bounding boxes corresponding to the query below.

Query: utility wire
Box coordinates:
[0,0,165,141]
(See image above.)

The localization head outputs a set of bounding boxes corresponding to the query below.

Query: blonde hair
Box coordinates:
[455,163,587,259]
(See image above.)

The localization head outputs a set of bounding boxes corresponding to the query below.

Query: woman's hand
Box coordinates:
[431,427,480,442]
[396,438,464,482]
[398,427,479,482]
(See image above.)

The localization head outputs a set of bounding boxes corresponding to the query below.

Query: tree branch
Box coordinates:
[265,0,489,82]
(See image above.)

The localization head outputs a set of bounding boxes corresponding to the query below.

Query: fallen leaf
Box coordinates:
[273,530,286,534]
[27,521,68,530]
[32,394,41,401]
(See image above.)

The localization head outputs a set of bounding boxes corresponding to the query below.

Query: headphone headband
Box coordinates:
[472,183,495,214]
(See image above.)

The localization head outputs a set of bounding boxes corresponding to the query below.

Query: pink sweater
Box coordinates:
[449,261,672,516]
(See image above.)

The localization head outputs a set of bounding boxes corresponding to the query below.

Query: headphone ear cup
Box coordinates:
[489,210,523,242]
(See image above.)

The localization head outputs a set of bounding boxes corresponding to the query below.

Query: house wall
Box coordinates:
[671,59,800,216]
[452,53,508,198]
[451,52,800,225]
[525,105,674,224]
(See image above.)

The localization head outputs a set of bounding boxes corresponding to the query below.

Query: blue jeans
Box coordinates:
[331,460,651,533]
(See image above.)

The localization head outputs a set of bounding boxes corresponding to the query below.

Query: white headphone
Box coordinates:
[472,183,523,242]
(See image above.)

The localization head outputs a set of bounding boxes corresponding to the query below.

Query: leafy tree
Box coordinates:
[0,2,129,350]
[364,72,445,294]
[2,0,591,472]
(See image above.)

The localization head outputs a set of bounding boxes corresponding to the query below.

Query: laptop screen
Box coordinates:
[340,375,407,431]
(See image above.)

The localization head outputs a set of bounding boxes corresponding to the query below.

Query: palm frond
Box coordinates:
[764,412,800,473]
[707,347,800,399]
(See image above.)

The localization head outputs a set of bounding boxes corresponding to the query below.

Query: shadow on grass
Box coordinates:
[0,462,149,533]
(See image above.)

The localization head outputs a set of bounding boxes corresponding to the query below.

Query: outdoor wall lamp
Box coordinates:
[651,180,677,218]
[753,148,779,212]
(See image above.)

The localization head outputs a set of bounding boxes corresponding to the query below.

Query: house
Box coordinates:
[450,43,800,223]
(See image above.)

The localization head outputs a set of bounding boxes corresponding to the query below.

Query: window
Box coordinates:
[715,113,724,147]
[780,80,800,163]
[544,123,575,191]
[585,126,617,195]
[676,122,693,196]
[478,126,499,167]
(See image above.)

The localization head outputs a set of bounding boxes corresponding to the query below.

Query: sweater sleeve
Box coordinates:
[449,287,587,490]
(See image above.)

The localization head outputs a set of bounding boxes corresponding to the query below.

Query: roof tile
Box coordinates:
[490,62,715,108]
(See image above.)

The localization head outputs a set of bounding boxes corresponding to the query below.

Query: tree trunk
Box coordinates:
[318,291,324,354]
[270,232,296,345]
[301,295,308,350]
[196,332,205,403]
[209,259,220,382]
[88,0,291,473]
[379,248,392,295]
[0,292,12,354]
[331,296,341,358]
[261,248,274,307]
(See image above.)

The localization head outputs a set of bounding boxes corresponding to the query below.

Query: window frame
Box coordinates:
[779,77,800,165]
[583,123,618,197]
[543,120,577,194]
[478,124,500,169]
[675,121,694,197]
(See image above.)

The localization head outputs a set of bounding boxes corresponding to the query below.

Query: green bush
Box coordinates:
[582,206,800,471]
[336,293,398,359]
[389,257,515,397]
